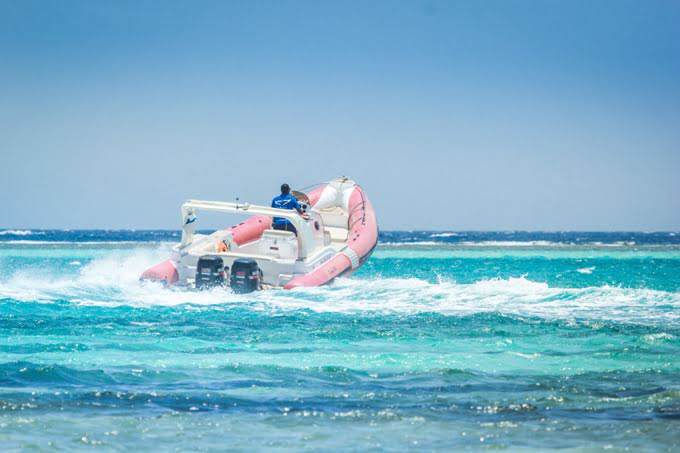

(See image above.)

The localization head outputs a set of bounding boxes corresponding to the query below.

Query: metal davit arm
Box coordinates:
[179,199,315,258]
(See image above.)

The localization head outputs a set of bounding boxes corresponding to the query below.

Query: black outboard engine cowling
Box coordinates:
[230,258,261,294]
[195,255,226,290]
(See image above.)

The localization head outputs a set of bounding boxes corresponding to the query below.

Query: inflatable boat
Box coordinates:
[140,177,378,292]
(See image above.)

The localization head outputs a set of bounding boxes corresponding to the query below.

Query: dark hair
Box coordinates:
[281,183,290,194]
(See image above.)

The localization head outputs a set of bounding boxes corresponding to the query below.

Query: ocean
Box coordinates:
[0,230,678,451]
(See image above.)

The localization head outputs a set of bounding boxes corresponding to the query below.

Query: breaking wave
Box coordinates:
[380,241,641,247]
[0,229,45,236]
[0,249,678,327]
[429,232,460,238]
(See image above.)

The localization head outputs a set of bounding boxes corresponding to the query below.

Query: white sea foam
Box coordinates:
[456,241,638,247]
[281,277,680,326]
[459,241,562,247]
[642,332,676,343]
[379,240,648,248]
[576,266,595,274]
[429,233,460,238]
[380,241,441,246]
[0,230,44,236]
[379,241,566,247]
[0,249,678,327]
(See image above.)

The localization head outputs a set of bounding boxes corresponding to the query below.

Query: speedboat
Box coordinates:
[140,177,378,292]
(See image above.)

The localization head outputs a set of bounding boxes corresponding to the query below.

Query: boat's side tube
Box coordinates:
[139,258,179,285]
[230,215,271,246]
[284,254,352,288]
[345,186,378,262]
[284,185,378,289]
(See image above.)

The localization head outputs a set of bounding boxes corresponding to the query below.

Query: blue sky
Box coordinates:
[1,0,679,230]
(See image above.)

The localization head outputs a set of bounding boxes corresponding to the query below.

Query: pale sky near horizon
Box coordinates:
[1,0,679,231]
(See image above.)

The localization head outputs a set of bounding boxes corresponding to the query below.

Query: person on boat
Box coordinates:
[271,183,307,235]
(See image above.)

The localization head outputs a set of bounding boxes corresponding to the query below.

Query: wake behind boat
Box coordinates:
[140,177,378,292]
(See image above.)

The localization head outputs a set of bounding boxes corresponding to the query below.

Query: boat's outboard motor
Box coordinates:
[230,258,262,293]
[195,255,227,290]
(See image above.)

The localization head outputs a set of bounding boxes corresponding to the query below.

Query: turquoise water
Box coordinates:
[0,231,679,451]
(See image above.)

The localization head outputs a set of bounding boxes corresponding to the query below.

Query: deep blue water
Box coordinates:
[0,230,678,450]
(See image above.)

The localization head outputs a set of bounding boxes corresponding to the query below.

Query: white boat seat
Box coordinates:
[318,206,349,229]
[324,226,348,242]
[258,229,298,259]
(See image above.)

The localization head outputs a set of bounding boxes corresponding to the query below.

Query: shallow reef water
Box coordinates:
[0,230,678,450]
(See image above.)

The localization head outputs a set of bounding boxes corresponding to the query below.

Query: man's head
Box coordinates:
[281,183,290,195]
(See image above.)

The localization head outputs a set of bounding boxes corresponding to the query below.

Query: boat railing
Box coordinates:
[348,186,367,230]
